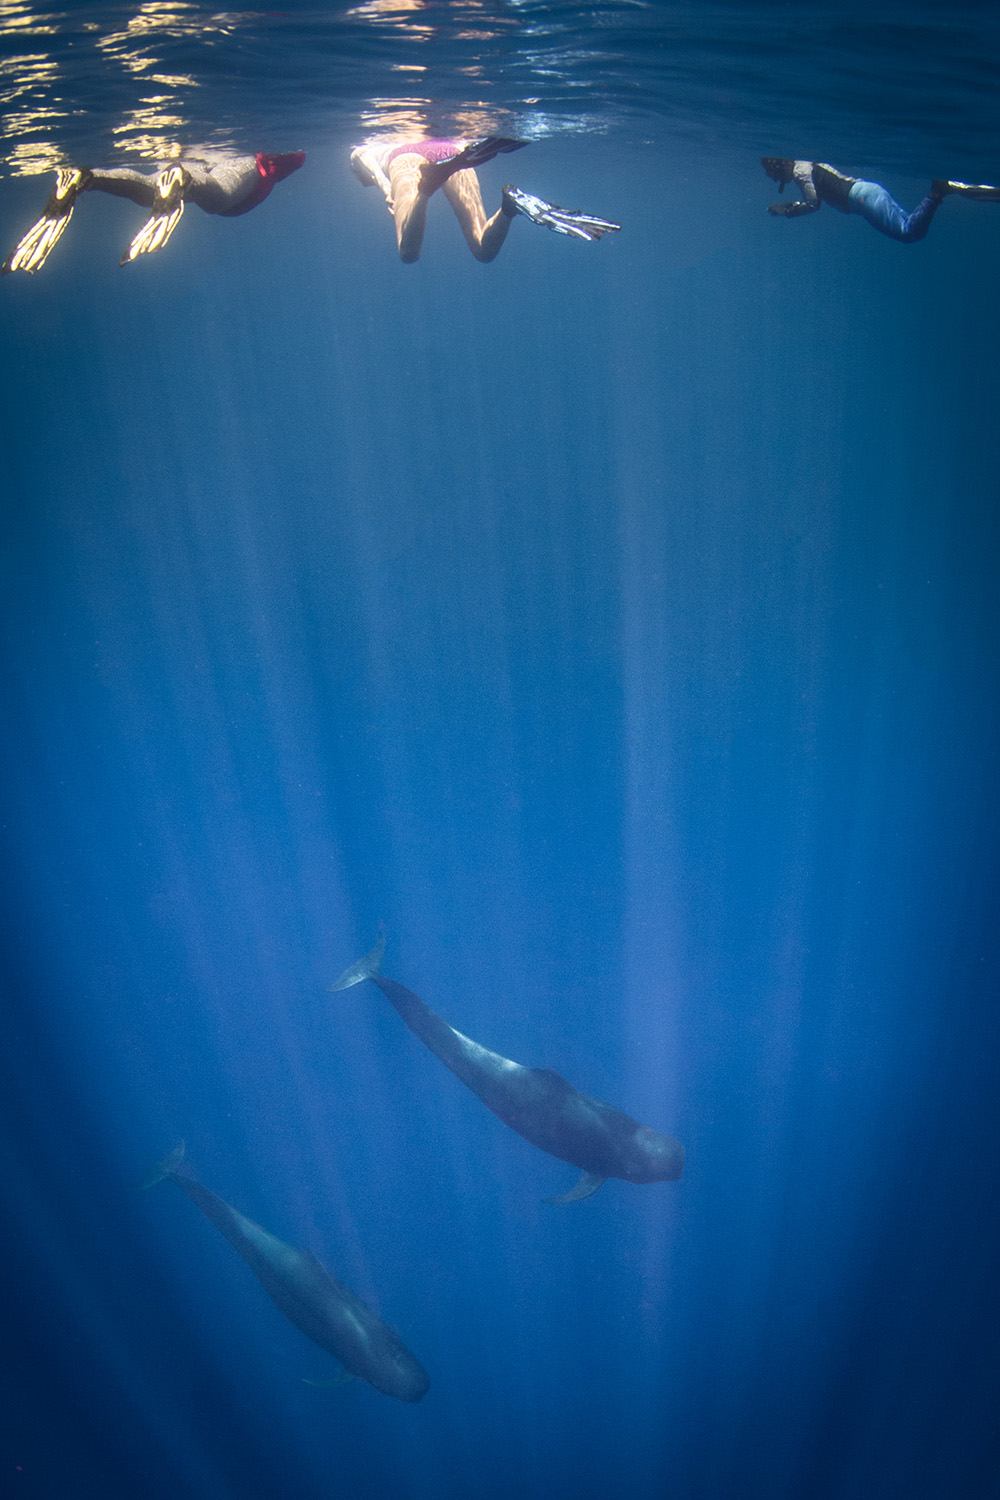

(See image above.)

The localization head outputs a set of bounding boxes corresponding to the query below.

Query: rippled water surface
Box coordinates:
[2,2,1000,172]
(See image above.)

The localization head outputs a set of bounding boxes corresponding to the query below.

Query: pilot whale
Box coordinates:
[331,936,684,1203]
[137,1142,429,1401]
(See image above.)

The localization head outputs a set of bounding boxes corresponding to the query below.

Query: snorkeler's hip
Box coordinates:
[386,139,463,168]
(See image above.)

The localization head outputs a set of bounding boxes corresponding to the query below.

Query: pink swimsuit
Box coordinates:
[385,138,462,168]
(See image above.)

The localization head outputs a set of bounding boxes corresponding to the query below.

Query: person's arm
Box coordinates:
[768,160,820,217]
[350,146,394,207]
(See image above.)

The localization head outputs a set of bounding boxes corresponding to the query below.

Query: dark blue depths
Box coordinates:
[2,137,1000,1500]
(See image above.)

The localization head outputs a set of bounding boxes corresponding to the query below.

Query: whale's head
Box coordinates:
[623,1123,685,1183]
[371,1345,431,1404]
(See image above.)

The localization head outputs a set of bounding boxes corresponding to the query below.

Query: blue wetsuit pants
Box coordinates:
[846,180,939,243]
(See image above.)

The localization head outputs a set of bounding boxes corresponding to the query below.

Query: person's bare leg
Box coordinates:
[442,169,513,262]
[386,155,430,262]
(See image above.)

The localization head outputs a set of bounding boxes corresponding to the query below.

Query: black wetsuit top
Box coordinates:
[810,163,856,212]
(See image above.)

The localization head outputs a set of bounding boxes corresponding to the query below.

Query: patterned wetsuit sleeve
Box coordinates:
[793,161,820,208]
[767,160,822,217]
[774,160,821,216]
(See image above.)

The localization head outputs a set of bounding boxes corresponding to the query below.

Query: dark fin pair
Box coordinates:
[418,136,528,194]
[444,136,527,169]
[2,167,93,275]
[501,185,621,241]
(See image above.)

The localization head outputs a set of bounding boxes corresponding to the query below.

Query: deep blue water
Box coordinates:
[2,6,1000,1499]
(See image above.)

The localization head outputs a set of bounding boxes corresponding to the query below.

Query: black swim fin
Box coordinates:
[419,137,528,195]
[501,185,621,241]
[443,136,528,170]
[2,167,93,275]
[120,164,188,264]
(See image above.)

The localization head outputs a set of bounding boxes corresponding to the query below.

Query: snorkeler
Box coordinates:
[761,159,1000,244]
[349,135,621,263]
[2,150,306,273]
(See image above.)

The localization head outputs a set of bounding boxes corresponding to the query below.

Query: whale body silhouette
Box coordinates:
[331,936,684,1203]
[138,1142,429,1401]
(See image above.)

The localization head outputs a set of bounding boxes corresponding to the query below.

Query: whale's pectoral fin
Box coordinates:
[546,1172,607,1205]
[134,1140,186,1190]
[329,931,386,991]
[303,1369,356,1389]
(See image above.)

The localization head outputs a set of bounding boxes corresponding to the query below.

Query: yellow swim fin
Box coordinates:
[120,164,188,265]
[2,167,93,275]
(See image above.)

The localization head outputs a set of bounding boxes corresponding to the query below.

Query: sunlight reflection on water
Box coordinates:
[0,3,999,178]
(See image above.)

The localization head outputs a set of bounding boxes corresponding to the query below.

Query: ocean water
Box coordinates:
[2,5,999,1499]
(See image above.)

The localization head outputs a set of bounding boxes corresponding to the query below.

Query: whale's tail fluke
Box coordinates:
[329,933,385,991]
[135,1140,186,1190]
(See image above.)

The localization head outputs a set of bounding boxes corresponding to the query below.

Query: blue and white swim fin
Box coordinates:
[501,185,621,241]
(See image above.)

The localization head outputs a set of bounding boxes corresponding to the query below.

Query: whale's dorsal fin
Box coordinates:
[546,1171,607,1205]
[533,1066,576,1095]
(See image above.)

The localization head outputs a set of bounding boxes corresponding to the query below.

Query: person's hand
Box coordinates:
[768,200,795,216]
[350,149,378,188]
